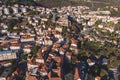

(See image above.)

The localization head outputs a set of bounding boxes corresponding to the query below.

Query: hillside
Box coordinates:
[2,0,120,8]
[36,0,120,7]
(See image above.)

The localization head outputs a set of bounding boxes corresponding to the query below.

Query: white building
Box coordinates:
[21,7,27,13]
[3,8,9,15]
[10,43,21,50]
[0,50,17,61]
[20,35,35,42]
[23,47,31,54]
[12,7,18,14]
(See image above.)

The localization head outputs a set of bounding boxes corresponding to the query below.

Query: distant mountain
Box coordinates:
[2,0,120,8]
[35,0,120,8]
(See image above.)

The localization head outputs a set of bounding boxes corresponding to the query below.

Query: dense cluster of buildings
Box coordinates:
[0,3,119,80]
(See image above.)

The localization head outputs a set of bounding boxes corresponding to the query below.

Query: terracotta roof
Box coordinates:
[22,35,34,39]
[54,56,61,63]
[26,76,37,80]
[95,76,101,80]
[53,42,60,48]
[52,30,58,35]
[11,43,20,46]
[87,58,92,63]
[50,78,62,80]
[59,47,65,53]
[0,42,8,46]
[62,44,69,49]
[28,57,36,64]
[74,68,79,80]
[66,51,72,56]
[48,68,61,80]
[71,38,77,44]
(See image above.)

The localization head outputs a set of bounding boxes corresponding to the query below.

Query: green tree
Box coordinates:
[115,21,120,31]
[94,19,102,26]
[31,46,39,56]
[65,73,74,80]
[100,69,108,77]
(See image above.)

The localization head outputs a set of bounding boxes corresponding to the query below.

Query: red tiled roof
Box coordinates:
[27,76,37,80]
[11,43,20,46]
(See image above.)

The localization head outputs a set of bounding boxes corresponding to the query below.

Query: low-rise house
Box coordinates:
[26,76,37,80]
[12,7,18,14]
[41,18,48,22]
[95,76,101,80]
[48,68,62,80]
[57,16,69,27]
[36,57,44,64]
[0,41,10,50]
[105,27,114,33]
[88,18,96,26]
[98,24,104,28]
[21,7,27,13]
[2,24,8,29]
[23,47,31,54]
[20,35,35,42]
[44,38,53,46]
[1,29,7,34]
[74,67,80,80]
[3,7,9,15]
[55,26,63,33]
[0,50,17,61]
[9,39,19,44]
[87,58,95,67]
[10,43,21,50]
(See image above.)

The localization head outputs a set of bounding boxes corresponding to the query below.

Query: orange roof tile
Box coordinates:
[26,76,37,80]
[11,43,20,46]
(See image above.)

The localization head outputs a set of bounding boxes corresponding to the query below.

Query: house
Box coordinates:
[9,39,19,44]
[7,32,18,36]
[88,18,96,26]
[12,7,18,14]
[21,7,27,13]
[3,8,9,15]
[102,58,108,65]
[98,24,104,28]
[48,68,62,80]
[1,29,7,34]
[2,24,8,29]
[20,35,35,42]
[10,43,21,50]
[0,50,17,61]
[0,77,6,80]
[95,76,101,80]
[74,68,81,80]
[0,41,10,50]
[54,56,62,67]
[59,47,65,55]
[23,47,31,54]
[36,57,44,64]
[26,76,37,80]
[27,57,38,70]
[57,16,69,27]
[41,18,48,23]
[87,58,95,66]
[55,26,63,33]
